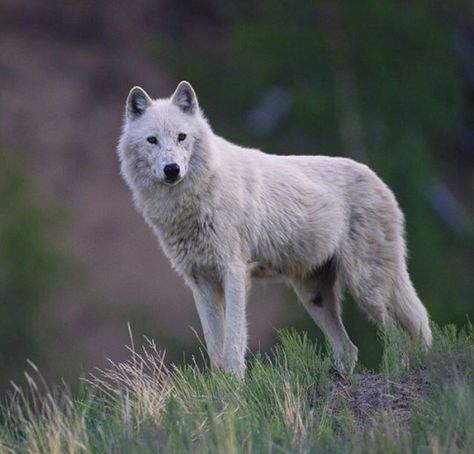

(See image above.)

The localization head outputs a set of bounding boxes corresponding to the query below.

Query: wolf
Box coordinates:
[117,81,432,377]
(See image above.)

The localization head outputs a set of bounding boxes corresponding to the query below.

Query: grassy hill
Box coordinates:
[0,324,473,453]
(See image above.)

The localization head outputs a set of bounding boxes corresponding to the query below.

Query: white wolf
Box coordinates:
[117,81,432,377]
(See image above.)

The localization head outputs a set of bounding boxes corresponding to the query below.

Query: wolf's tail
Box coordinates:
[390,269,432,347]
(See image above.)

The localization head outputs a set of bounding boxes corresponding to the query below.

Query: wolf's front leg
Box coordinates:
[191,278,225,370]
[223,267,248,377]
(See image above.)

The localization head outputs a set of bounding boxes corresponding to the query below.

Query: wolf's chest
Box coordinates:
[154,211,221,275]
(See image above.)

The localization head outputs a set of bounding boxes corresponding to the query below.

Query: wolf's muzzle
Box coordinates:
[163,163,180,182]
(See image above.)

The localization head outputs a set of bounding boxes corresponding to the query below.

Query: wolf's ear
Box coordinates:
[171,81,198,114]
[126,86,152,120]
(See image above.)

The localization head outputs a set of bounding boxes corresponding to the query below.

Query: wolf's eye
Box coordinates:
[178,133,187,142]
[147,136,158,144]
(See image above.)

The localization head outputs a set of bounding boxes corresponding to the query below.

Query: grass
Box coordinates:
[0,324,473,453]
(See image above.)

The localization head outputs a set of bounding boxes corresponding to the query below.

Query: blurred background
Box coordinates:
[0,0,473,390]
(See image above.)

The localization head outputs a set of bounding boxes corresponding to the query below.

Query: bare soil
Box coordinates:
[326,368,430,430]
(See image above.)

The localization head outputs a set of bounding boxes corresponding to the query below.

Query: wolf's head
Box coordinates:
[118,81,212,190]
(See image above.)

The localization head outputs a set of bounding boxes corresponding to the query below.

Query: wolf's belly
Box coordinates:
[248,262,288,280]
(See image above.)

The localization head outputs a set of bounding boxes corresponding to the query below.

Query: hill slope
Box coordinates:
[1,325,473,453]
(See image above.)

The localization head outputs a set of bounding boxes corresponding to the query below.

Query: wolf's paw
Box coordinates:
[333,345,358,376]
[222,359,246,379]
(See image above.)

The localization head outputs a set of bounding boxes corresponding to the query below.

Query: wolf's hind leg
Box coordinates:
[292,265,358,374]
[190,277,225,370]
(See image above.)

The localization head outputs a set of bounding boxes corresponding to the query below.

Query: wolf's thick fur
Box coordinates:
[117,81,432,376]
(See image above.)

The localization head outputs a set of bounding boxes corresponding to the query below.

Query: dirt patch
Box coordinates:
[326,368,430,430]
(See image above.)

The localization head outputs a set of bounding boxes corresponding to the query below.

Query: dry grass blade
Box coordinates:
[88,336,173,429]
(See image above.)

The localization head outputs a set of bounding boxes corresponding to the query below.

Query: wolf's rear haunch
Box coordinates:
[117,80,432,377]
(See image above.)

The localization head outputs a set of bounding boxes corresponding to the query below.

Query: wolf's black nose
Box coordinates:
[164,163,180,180]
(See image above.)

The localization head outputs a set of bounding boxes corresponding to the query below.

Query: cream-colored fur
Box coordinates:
[117,81,432,377]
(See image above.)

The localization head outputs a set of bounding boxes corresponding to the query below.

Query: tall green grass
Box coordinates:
[0,324,472,453]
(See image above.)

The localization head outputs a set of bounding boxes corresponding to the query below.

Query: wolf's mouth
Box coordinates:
[163,176,182,186]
